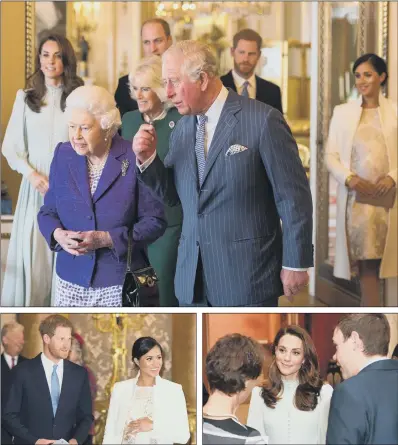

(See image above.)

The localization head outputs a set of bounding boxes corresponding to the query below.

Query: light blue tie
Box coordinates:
[241,80,250,98]
[51,364,60,416]
[195,114,208,186]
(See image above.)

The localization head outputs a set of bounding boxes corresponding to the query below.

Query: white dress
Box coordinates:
[1,86,68,306]
[122,386,157,444]
[247,381,333,444]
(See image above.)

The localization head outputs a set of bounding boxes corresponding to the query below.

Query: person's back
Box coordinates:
[203,418,266,444]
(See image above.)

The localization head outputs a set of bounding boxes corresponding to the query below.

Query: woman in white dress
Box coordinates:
[325,54,397,306]
[247,326,333,444]
[103,337,190,444]
[1,34,83,306]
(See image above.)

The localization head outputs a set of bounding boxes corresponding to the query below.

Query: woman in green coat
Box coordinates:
[122,55,182,306]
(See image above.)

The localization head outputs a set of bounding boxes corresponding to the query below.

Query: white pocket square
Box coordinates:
[225,144,249,156]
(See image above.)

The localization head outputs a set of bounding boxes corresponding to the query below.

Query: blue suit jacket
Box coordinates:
[138,90,313,306]
[326,359,398,445]
[2,355,93,444]
[38,134,166,288]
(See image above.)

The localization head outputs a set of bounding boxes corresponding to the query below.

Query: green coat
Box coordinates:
[122,108,182,306]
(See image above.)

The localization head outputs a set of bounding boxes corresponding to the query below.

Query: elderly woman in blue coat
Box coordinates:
[38,85,166,307]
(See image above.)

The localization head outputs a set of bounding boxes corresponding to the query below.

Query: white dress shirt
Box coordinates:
[41,352,64,393]
[3,352,19,369]
[232,70,256,99]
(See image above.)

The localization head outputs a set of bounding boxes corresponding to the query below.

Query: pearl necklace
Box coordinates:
[87,147,110,173]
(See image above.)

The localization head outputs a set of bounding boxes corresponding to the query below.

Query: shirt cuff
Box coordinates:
[282,267,308,272]
[137,152,156,173]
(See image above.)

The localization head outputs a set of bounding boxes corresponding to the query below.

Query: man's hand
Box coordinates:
[128,417,153,434]
[69,439,78,445]
[373,175,396,197]
[280,269,309,302]
[28,171,49,196]
[132,124,157,164]
[35,439,54,445]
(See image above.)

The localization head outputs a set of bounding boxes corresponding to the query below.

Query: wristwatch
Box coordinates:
[345,174,355,187]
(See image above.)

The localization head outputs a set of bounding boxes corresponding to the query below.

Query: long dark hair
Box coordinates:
[261,325,323,411]
[25,34,83,113]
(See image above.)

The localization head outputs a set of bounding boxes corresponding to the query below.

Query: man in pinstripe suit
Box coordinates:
[133,40,313,307]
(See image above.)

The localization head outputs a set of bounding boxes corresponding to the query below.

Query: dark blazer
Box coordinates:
[326,359,398,445]
[221,70,283,114]
[38,134,166,289]
[138,90,313,306]
[1,354,27,445]
[2,354,93,445]
[114,74,138,118]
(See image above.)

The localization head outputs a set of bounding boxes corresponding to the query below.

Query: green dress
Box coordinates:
[122,107,182,307]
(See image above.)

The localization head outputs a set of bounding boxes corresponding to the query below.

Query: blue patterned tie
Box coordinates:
[241,80,250,98]
[195,114,208,186]
[51,364,60,416]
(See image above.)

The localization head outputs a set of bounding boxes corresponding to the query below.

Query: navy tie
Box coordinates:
[195,114,208,186]
[51,364,60,416]
[241,81,250,98]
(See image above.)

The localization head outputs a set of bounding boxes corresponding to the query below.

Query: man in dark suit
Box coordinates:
[327,314,398,445]
[221,29,283,114]
[1,322,27,445]
[133,40,312,307]
[2,315,93,445]
[114,18,172,117]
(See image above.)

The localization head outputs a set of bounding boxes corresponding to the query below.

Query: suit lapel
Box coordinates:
[92,136,127,203]
[55,360,71,418]
[69,152,92,209]
[201,93,241,187]
[33,355,54,419]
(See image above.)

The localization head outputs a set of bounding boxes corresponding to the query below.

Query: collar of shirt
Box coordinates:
[3,352,18,368]
[41,352,64,389]
[196,85,229,155]
[359,356,389,372]
[232,69,256,90]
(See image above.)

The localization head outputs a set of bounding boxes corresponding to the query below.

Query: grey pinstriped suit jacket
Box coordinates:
[138,90,313,306]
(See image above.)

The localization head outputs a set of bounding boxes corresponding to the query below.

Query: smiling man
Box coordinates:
[2,315,93,445]
[114,18,173,117]
[327,314,398,445]
[221,29,283,113]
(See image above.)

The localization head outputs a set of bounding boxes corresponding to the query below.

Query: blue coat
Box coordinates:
[38,134,166,288]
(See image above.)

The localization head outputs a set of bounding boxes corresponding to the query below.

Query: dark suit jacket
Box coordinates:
[326,359,398,445]
[138,90,313,306]
[114,74,138,118]
[38,134,166,288]
[221,70,283,114]
[1,354,27,445]
[2,354,93,445]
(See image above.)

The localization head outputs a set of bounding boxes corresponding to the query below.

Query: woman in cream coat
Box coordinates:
[325,54,397,306]
[103,337,190,444]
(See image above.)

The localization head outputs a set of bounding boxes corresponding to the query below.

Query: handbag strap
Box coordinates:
[126,180,151,272]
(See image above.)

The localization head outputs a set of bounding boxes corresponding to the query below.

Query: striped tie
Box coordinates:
[241,81,250,98]
[195,114,208,186]
[51,364,60,416]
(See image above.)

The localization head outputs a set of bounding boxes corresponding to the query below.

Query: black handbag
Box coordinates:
[122,230,160,307]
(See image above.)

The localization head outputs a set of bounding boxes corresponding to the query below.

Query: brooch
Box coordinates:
[169,121,175,129]
[121,159,130,176]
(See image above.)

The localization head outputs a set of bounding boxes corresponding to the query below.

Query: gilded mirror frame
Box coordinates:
[313,2,389,306]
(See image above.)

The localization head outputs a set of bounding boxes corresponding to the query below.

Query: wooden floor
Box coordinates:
[279,289,327,307]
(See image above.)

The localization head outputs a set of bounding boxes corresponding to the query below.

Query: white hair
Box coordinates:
[163,40,218,81]
[65,85,121,136]
[129,56,172,109]
[1,322,24,343]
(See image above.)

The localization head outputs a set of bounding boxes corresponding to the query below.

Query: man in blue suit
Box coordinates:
[327,314,398,445]
[133,40,313,307]
[2,315,93,445]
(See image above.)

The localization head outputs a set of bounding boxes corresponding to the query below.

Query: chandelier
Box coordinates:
[155,1,271,19]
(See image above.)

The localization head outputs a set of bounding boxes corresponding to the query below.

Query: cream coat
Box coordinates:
[102,374,190,445]
[325,94,397,280]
